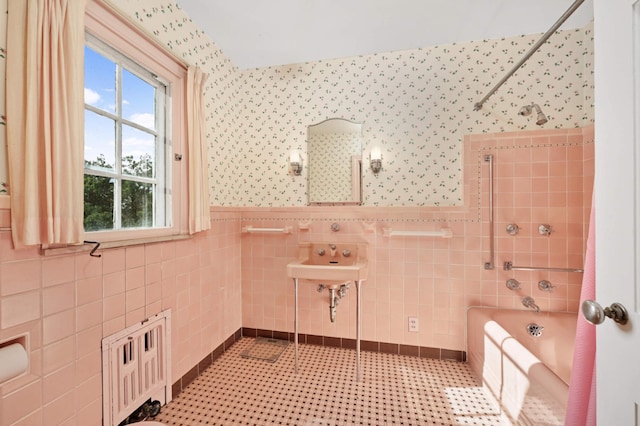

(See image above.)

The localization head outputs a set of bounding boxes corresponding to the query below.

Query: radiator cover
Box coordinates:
[102,310,172,426]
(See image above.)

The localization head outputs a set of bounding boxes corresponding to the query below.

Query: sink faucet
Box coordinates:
[329,244,337,257]
[522,296,540,313]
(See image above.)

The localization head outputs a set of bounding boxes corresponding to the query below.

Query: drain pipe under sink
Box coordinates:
[329,288,337,322]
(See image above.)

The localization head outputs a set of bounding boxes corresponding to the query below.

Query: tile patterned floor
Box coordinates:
[154,338,504,425]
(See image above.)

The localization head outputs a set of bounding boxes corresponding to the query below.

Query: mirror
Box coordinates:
[307,118,363,205]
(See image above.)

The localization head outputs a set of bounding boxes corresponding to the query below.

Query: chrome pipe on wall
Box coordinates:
[484,154,495,270]
[473,0,586,111]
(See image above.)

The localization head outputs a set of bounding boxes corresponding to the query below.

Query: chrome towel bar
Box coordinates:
[382,227,453,238]
[503,261,584,273]
[241,226,292,234]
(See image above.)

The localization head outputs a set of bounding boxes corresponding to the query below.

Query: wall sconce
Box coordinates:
[370,147,382,174]
[290,150,303,176]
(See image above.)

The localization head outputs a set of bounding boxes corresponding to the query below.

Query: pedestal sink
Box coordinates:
[287,242,368,380]
[286,242,368,283]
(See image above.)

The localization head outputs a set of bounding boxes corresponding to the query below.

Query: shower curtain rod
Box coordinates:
[473,0,586,111]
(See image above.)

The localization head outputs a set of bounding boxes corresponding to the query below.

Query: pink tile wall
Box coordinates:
[240,126,593,352]
[0,210,241,426]
[0,126,592,424]
[473,128,591,314]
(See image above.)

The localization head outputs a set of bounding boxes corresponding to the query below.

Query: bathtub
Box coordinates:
[466,307,577,425]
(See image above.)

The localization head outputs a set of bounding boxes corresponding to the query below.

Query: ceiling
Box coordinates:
[175,0,594,70]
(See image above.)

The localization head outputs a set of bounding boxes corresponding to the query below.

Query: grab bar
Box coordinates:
[484,154,495,269]
[503,261,584,273]
[382,228,453,238]
[241,226,292,234]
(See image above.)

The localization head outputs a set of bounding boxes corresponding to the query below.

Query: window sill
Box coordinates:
[41,233,190,257]
[1,195,192,252]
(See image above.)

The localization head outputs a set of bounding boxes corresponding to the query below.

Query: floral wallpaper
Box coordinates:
[0,1,594,207]
[230,27,594,206]
[308,132,360,202]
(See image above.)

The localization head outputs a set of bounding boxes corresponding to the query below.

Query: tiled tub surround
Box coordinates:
[240,127,593,354]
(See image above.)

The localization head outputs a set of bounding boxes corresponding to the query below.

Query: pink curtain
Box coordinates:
[187,66,211,234]
[6,0,87,247]
[565,200,596,425]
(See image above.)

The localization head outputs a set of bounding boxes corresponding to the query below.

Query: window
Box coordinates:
[84,0,187,242]
[84,35,168,232]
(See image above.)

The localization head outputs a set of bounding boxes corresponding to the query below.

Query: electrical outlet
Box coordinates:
[408,317,419,332]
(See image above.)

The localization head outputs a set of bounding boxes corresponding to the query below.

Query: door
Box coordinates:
[594,0,640,423]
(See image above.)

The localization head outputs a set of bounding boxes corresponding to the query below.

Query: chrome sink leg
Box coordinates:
[293,278,298,373]
[356,279,362,382]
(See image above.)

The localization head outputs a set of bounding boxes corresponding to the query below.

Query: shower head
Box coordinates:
[518,105,533,116]
[518,103,548,126]
[535,109,548,126]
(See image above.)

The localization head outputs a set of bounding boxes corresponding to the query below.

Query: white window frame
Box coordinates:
[84,34,169,231]
[84,0,188,244]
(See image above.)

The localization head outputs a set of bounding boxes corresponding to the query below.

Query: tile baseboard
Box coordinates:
[241,327,466,362]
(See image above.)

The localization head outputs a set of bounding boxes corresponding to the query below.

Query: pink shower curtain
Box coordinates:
[565,201,596,425]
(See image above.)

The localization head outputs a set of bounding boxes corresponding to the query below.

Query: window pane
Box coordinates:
[84,46,116,114]
[122,69,156,131]
[84,175,114,231]
[122,125,155,178]
[84,110,115,171]
[121,181,154,228]
[84,29,172,235]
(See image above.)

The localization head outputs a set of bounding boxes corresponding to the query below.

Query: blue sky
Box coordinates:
[84,46,157,172]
